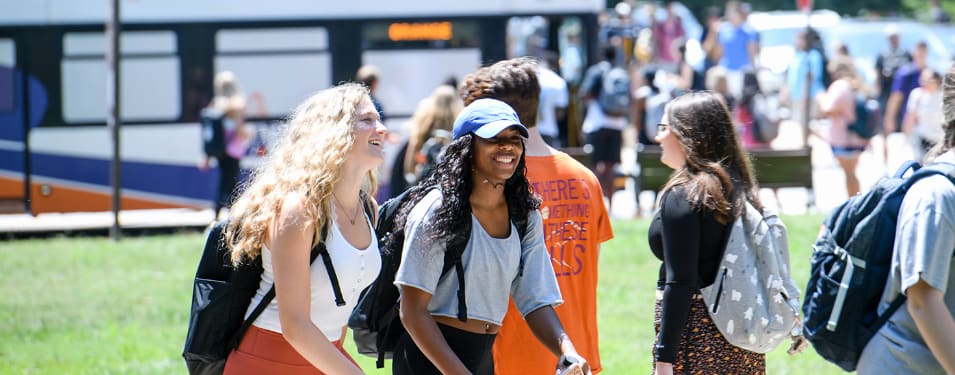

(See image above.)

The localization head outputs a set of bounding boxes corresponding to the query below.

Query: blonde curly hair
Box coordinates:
[225,83,377,265]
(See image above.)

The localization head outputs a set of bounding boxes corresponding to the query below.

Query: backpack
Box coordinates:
[201,108,227,158]
[348,189,528,368]
[595,62,632,117]
[849,97,882,140]
[416,129,452,183]
[751,93,781,143]
[183,197,373,375]
[801,161,955,372]
[699,201,802,353]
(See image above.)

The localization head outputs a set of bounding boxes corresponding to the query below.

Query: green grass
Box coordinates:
[0,216,847,374]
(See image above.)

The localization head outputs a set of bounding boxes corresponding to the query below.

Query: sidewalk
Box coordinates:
[0,208,214,236]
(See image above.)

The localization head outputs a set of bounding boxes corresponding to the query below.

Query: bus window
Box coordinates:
[505,16,587,86]
[0,38,13,113]
[362,49,480,119]
[61,31,180,123]
[214,27,331,119]
[506,16,549,59]
[558,18,586,86]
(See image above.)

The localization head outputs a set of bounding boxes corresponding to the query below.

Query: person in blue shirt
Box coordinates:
[781,30,825,126]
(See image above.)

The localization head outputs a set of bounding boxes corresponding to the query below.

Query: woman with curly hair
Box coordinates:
[650,91,765,374]
[222,83,386,375]
[391,98,587,375]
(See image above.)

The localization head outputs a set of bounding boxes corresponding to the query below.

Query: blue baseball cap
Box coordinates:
[452,98,529,140]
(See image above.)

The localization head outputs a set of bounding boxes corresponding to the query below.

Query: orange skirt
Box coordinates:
[223,325,358,375]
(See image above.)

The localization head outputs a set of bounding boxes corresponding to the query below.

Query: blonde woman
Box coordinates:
[818,57,868,197]
[403,85,463,185]
[222,83,386,375]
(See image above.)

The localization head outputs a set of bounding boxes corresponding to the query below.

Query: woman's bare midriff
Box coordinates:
[433,315,500,335]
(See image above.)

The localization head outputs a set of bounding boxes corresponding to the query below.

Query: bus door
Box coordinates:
[0,36,29,214]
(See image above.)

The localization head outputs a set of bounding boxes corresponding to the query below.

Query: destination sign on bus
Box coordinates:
[388,22,452,41]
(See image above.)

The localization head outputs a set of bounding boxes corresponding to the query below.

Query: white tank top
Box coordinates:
[247,212,381,341]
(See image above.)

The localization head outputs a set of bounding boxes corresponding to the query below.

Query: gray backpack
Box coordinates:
[699,202,802,353]
[597,64,632,117]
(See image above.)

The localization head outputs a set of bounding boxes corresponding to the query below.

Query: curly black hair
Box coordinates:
[387,133,540,252]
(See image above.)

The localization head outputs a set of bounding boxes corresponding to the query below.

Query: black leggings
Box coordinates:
[392,323,496,375]
[215,155,241,214]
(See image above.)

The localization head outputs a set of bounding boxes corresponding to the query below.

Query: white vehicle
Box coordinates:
[825,19,952,88]
[0,0,602,214]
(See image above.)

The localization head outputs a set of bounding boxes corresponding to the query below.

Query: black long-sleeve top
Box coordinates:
[648,186,731,363]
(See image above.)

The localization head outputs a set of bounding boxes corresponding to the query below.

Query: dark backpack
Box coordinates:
[849,97,882,140]
[416,130,451,184]
[183,198,373,375]
[802,161,955,372]
[348,189,528,368]
[596,64,632,117]
[750,93,781,143]
[201,109,227,158]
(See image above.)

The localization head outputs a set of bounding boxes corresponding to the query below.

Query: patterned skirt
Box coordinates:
[652,294,765,375]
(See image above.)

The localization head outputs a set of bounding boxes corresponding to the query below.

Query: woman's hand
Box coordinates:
[654,361,674,375]
[556,352,591,375]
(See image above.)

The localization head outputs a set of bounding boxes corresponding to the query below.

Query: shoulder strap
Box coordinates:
[444,215,472,322]
[514,214,529,277]
[872,162,955,331]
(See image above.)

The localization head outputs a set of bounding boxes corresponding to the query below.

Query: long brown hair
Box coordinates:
[660,91,761,224]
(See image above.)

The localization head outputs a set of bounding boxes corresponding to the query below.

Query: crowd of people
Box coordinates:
[190,2,955,373]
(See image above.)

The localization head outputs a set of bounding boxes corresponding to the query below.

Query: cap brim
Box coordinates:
[472,120,529,139]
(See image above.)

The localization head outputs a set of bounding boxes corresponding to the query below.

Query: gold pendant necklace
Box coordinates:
[333,193,360,225]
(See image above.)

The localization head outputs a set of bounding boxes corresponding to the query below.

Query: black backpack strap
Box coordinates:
[514,214,529,277]
[317,224,347,307]
[322,193,376,307]
[440,213,472,322]
[444,215,471,322]
[873,161,955,327]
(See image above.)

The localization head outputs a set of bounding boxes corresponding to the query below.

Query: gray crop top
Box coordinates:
[394,189,563,325]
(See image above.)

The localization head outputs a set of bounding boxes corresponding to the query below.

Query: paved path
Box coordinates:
[0,208,213,236]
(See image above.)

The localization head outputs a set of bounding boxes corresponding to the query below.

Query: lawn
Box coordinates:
[0,215,848,374]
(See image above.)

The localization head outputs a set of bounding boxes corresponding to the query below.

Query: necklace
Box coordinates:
[333,193,361,225]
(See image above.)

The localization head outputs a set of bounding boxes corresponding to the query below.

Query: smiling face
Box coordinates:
[471,127,525,185]
[346,96,387,170]
[654,105,687,170]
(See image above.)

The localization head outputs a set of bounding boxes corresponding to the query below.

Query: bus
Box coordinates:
[0,0,601,215]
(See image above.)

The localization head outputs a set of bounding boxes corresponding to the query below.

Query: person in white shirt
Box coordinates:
[222,83,387,375]
[903,69,944,161]
[537,53,569,147]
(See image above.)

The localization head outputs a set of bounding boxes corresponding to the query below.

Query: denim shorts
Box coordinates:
[831,145,865,158]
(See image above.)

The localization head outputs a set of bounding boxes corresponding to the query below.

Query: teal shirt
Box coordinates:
[786,49,824,101]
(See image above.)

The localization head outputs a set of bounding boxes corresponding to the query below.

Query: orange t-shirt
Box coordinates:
[493,152,614,374]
